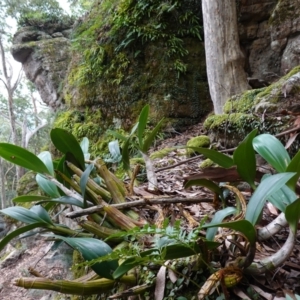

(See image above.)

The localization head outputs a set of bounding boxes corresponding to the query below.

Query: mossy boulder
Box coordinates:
[199,158,215,169]
[205,66,300,147]
[186,135,210,157]
[63,0,212,131]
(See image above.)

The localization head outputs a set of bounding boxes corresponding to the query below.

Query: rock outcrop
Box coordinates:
[11,21,73,110]
[239,0,300,83]
[9,0,300,136]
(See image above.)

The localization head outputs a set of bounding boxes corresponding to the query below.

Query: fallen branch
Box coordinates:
[66,197,213,218]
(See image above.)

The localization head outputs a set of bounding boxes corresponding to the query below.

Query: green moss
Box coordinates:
[186,135,210,156]
[53,108,107,157]
[72,250,86,279]
[150,147,177,159]
[223,88,265,113]
[204,113,262,146]
[130,157,145,165]
[16,171,43,208]
[199,158,214,169]
[63,0,209,128]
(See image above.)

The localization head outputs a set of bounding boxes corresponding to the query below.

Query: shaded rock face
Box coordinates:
[10,0,300,118]
[239,0,300,83]
[11,24,73,110]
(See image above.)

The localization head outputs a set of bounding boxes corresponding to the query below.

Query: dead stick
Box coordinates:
[66,197,213,218]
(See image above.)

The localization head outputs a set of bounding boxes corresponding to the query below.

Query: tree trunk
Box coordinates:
[0,159,7,209]
[202,0,249,114]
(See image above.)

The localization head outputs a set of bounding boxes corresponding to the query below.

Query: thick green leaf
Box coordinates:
[245,173,295,225]
[0,206,50,224]
[80,137,90,160]
[0,222,47,252]
[55,236,118,279]
[130,122,139,135]
[80,164,94,207]
[188,147,234,168]
[267,184,297,212]
[113,256,146,279]
[206,207,237,241]
[233,129,257,188]
[105,140,122,163]
[56,155,71,189]
[286,150,300,191]
[12,195,52,203]
[36,174,60,198]
[285,198,300,235]
[184,179,224,201]
[38,151,54,175]
[106,130,128,142]
[202,220,256,246]
[36,196,84,208]
[142,118,164,153]
[0,143,50,174]
[30,205,53,225]
[137,104,149,148]
[50,128,85,170]
[160,243,204,260]
[253,134,290,172]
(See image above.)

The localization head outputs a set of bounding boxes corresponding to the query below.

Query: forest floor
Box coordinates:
[0,121,300,299]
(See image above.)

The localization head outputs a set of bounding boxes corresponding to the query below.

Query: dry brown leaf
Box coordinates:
[285,133,299,149]
[154,262,168,300]
[168,268,177,283]
[184,166,264,183]
[266,202,278,215]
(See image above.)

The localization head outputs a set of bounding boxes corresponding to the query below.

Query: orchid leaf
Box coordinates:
[30,205,53,225]
[0,206,51,225]
[253,134,290,172]
[188,147,234,168]
[233,129,257,189]
[137,104,149,148]
[12,195,52,203]
[80,164,94,207]
[80,137,90,160]
[142,118,164,153]
[50,128,85,170]
[36,174,60,198]
[36,196,84,208]
[286,150,300,191]
[285,198,300,235]
[245,173,295,225]
[55,236,118,279]
[38,151,54,175]
[184,178,224,201]
[0,143,50,174]
[0,223,47,252]
[203,220,256,246]
[206,207,237,241]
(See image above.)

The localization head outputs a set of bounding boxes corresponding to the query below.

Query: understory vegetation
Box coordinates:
[0,105,300,299]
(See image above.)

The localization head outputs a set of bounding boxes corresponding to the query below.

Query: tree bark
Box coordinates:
[0,36,23,180]
[202,0,249,114]
[0,158,7,209]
